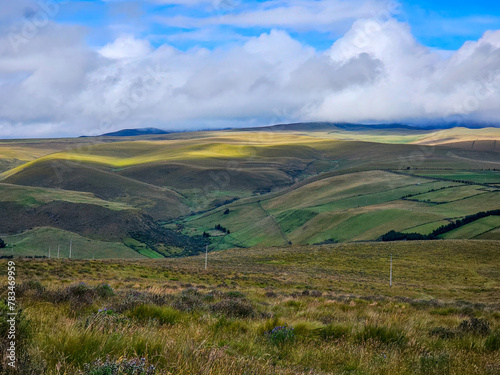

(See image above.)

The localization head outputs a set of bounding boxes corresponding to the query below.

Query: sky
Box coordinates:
[1,0,500,138]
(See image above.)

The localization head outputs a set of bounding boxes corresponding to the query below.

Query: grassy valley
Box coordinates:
[0,124,499,258]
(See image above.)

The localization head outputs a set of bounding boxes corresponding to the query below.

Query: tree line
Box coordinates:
[381,210,500,241]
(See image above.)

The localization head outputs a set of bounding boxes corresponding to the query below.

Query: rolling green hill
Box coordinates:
[0,124,499,258]
[181,169,500,248]
[3,160,188,219]
[0,227,143,259]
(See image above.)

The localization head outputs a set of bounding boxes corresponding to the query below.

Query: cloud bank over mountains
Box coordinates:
[0,0,499,137]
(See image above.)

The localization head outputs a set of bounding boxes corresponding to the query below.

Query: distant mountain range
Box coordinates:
[89,122,499,137]
[243,122,500,132]
[97,128,170,137]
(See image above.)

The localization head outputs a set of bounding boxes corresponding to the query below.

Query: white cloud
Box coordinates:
[0,1,500,138]
[311,19,500,123]
[156,0,399,33]
[99,36,153,59]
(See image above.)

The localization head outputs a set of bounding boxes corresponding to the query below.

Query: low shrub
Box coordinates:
[114,292,150,313]
[69,283,97,305]
[95,284,114,299]
[173,289,205,312]
[210,299,255,318]
[49,282,97,308]
[17,280,45,297]
[114,291,169,312]
[265,325,295,346]
[458,318,490,335]
[429,327,456,340]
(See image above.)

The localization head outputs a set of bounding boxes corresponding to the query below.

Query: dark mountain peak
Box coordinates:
[100,128,170,137]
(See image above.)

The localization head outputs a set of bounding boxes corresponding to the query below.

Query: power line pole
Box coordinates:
[57,245,60,259]
[204,234,227,271]
[390,254,393,288]
[205,245,208,270]
[48,246,51,259]
[69,239,72,259]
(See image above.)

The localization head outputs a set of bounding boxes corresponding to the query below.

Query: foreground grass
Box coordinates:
[0,240,499,374]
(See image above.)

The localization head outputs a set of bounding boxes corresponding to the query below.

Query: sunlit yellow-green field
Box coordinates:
[0,125,499,257]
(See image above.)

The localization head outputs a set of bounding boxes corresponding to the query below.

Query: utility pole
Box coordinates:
[69,239,72,259]
[204,234,227,270]
[57,245,60,259]
[48,246,51,259]
[390,255,393,288]
[205,245,208,270]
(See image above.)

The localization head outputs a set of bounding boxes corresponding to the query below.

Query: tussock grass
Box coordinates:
[1,240,499,374]
[127,304,181,325]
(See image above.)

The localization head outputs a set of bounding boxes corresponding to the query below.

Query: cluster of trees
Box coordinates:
[0,238,5,249]
[202,224,231,238]
[381,210,500,242]
[214,224,230,234]
[381,231,427,241]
